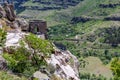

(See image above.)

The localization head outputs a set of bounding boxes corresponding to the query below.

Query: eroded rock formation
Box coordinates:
[0,2,29,30]
[0,2,80,80]
[3,30,80,80]
[3,2,16,21]
[46,50,80,80]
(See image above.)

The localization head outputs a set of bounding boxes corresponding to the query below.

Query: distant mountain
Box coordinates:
[14,0,83,14]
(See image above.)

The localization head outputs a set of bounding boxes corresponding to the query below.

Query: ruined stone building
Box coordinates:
[29,20,47,34]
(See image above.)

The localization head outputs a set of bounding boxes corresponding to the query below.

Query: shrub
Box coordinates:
[0,29,6,46]
[25,33,54,57]
[79,73,107,80]
[96,26,120,47]
[0,71,27,80]
[111,57,120,80]
[3,33,54,77]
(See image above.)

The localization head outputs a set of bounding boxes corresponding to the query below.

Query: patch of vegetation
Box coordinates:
[25,33,54,56]
[3,34,53,77]
[96,26,120,47]
[3,46,38,77]
[48,22,120,65]
[111,57,120,80]
[48,24,78,40]
[80,73,107,80]
[0,70,27,80]
[80,57,113,79]
[0,29,6,47]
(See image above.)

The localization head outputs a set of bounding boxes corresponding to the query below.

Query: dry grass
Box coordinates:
[80,57,113,79]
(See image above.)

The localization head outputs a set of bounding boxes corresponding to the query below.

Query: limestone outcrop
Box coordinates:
[3,31,80,80]
[0,2,80,80]
[3,2,16,21]
[16,19,29,31]
[33,71,50,80]
[0,2,28,30]
[46,50,80,80]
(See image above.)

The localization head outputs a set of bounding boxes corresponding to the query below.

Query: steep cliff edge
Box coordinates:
[0,2,80,80]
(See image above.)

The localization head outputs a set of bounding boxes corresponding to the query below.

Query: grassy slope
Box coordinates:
[19,0,120,26]
[80,57,113,79]
[72,0,120,17]
[72,0,102,16]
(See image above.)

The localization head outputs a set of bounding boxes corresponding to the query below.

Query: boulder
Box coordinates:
[8,21,19,29]
[5,32,26,47]
[33,71,50,80]
[16,19,29,31]
[47,63,56,74]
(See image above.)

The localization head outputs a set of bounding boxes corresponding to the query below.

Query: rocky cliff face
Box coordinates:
[2,31,80,80]
[0,3,80,80]
[0,2,28,30]
[46,50,80,80]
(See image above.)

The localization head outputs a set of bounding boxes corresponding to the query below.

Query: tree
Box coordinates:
[25,33,54,57]
[3,47,32,73]
[98,26,120,47]
[111,58,120,80]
